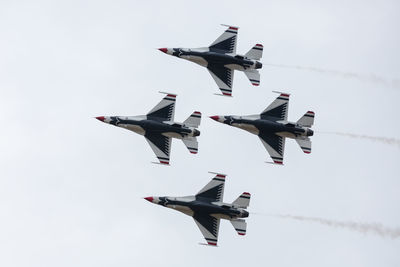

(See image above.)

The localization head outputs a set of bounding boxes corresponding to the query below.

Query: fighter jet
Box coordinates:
[158,24,263,97]
[210,92,315,164]
[144,172,250,246]
[95,92,201,165]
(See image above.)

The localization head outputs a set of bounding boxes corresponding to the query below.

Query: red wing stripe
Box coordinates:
[277,97,289,101]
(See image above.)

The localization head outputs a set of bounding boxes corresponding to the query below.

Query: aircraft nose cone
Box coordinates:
[144,196,154,203]
[158,48,168,53]
[95,116,105,122]
[209,116,220,121]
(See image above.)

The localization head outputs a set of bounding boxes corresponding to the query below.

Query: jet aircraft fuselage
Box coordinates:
[97,115,200,139]
[145,196,249,220]
[162,47,262,71]
[212,115,313,139]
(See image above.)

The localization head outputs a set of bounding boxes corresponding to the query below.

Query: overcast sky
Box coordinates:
[1,0,399,266]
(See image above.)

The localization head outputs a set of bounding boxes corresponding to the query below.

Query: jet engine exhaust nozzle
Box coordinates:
[241,210,249,218]
[307,129,314,136]
[193,129,200,137]
[255,61,262,69]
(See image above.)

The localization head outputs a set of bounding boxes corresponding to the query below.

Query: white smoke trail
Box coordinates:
[275,214,400,239]
[264,63,400,89]
[319,131,400,148]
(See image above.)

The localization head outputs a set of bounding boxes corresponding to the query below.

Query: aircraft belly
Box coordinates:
[172,205,194,216]
[224,64,244,71]
[187,56,208,67]
[210,213,235,220]
[125,125,145,135]
[233,123,259,135]
[276,131,296,138]
[162,132,182,139]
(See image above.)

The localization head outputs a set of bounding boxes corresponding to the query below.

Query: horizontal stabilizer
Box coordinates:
[232,192,251,208]
[295,137,312,154]
[230,219,247,236]
[182,137,198,154]
[244,69,260,86]
[245,44,263,60]
[297,111,315,127]
[183,111,201,128]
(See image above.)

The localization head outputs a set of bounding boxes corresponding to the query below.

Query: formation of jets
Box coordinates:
[95,25,315,246]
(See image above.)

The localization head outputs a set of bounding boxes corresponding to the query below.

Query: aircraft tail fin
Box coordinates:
[232,192,251,208]
[244,69,260,86]
[296,111,315,127]
[230,219,247,236]
[182,137,198,154]
[245,44,263,60]
[295,137,312,154]
[183,111,201,128]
